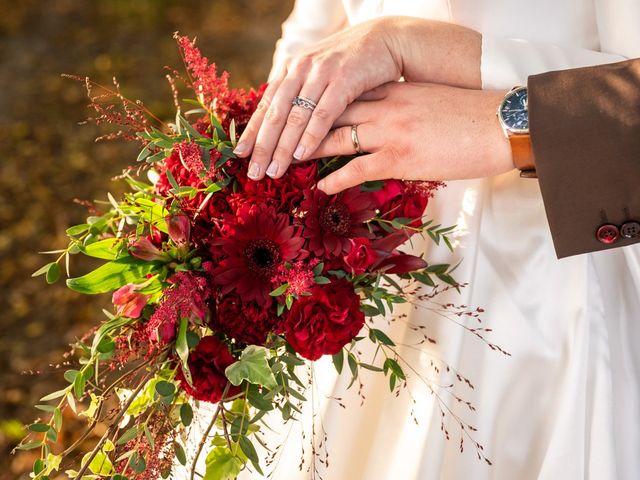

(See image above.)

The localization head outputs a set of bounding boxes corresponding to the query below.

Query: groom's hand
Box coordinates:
[233,17,482,183]
[308,82,513,195]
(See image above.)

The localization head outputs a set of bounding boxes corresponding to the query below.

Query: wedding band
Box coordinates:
[351,125,363,154]
[292,96,317,110]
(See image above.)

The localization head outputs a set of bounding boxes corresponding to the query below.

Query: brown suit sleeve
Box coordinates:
[528,59,640,258]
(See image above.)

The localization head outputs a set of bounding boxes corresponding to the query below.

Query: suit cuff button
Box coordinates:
[596,224,620,244]
[621,221,640,239]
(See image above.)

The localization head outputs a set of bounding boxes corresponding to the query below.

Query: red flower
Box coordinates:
[146,272,211,343]
[344,238,377,274]
[176,336,240,403]
[129,237,169,262]
[112,284,149,318]
[301,187,375,258]
[279,280,365,361]
[374,180,443,227]
[213,293,278,345]
[213,204,304,307]
[167,214,191,246]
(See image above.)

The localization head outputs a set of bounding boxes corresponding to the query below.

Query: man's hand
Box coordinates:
[306,82,513,194]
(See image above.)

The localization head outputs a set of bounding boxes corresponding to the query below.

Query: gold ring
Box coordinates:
[351,125,362,154]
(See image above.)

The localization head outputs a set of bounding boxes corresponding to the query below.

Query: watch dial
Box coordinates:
[501,88,529,131]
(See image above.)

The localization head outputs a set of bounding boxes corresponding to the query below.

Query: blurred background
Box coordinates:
[0,1,293,477]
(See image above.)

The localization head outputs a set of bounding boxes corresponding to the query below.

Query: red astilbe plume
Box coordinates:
[146,271,211,343]
[212,204,304,307]
[174,33,267,131]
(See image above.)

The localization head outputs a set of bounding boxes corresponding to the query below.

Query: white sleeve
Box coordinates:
[270,0,347,80]
[480,36,627,89]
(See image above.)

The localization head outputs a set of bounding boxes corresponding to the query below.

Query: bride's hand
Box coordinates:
[308,82,514,194]
[234,16,481,181]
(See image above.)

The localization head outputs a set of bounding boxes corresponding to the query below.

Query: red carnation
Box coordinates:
[213,204,304,307]
[344,238,377,275]
[213,293,278,345]
[176,336,240,403]
[301,187,375,258]
[279,280,365,361]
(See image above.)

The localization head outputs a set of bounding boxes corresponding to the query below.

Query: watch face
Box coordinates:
[500,87,529,132]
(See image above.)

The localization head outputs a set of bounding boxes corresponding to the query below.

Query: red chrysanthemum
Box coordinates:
[279,280,365,361]
[212,293,278,345]
[300,187,376,258]
[176,336,240,403]
[212,204,304,307]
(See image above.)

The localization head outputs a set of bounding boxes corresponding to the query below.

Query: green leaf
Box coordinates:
[165,168,180,192]
[29,423,51,433]
[66,257,159,294]
[82,238,122,260]
[39,389,67,402]
[247,388,274,411]
[31,262,56,281]
[175,442,187,466]
[53,408,62,432]
[314,276,331,285]
[370,328,396,346]
[225,346,277,389]
[155,381,176,398]
[269,283,289,297]
[46,264,60,286]
[180,403,193,427]
[73,372,86,399]
[204,182,222,193]
[66,224,90,236]
[359,362,383,372]
[116,426,138,446]
[332,350,344,374]
[64,369,80,384]
[383,358,406,380]
[360,180,385,192]
[238,436,263,475]
[84,451,114,475]
[176,318,192,385]
[16,441,43,451]
[204,447,243,480]
[312,262,324,276]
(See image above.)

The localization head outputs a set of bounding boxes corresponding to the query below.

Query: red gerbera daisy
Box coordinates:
[212,204,304,307]
[300,187,376,258]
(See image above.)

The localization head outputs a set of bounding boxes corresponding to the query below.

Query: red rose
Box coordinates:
[213,293,277,345]
[344,238,377,274]
[279,280,365,360]
[176,336,240,403]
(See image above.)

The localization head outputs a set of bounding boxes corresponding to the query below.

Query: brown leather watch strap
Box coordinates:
[509,133,537,178]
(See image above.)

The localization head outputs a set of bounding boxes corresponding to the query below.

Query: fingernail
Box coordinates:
[293,145,305,160]
[266,162,278,178]
[233,141,247,156]
[317,179,326,191]
[248,162,260,180]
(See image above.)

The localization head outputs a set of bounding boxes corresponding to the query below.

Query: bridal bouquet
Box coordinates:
[16,34,472,480]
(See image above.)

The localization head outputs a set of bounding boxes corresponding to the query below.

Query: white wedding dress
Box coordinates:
[178,2,640,479]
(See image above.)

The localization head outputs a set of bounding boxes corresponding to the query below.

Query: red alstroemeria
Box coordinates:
[167,214,191,247]
[112,283,149,318]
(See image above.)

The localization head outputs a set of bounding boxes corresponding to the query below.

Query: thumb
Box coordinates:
[317,151,391,195]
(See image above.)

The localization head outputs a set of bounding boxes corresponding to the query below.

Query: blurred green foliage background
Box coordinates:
[0,1,293,477]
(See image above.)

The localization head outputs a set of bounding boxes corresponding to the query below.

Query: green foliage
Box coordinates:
[225,346,277,389]
[66,257,160,294]
[204,447,244,480]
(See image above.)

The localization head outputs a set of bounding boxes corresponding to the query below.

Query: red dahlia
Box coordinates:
[176,336,240,403]
[213,204,304,307]
[279,279,365,361]
[301,187,375,258]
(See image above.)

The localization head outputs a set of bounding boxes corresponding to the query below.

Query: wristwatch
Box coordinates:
[497,86,537,178]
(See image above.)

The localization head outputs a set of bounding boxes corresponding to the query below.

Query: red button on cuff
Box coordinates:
[596,224,620,245]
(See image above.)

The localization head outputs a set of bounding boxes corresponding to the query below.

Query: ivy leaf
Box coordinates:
[225,346,277,389]
[204,447,244,480]
[66,257,159,294]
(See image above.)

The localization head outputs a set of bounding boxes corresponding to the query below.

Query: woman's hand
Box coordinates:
[306,82,514,194]
[234,17,481,181]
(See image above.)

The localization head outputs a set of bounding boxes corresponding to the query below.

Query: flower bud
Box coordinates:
[129,237,168,262]
[112,284,149,318]
[167,214,191,246]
